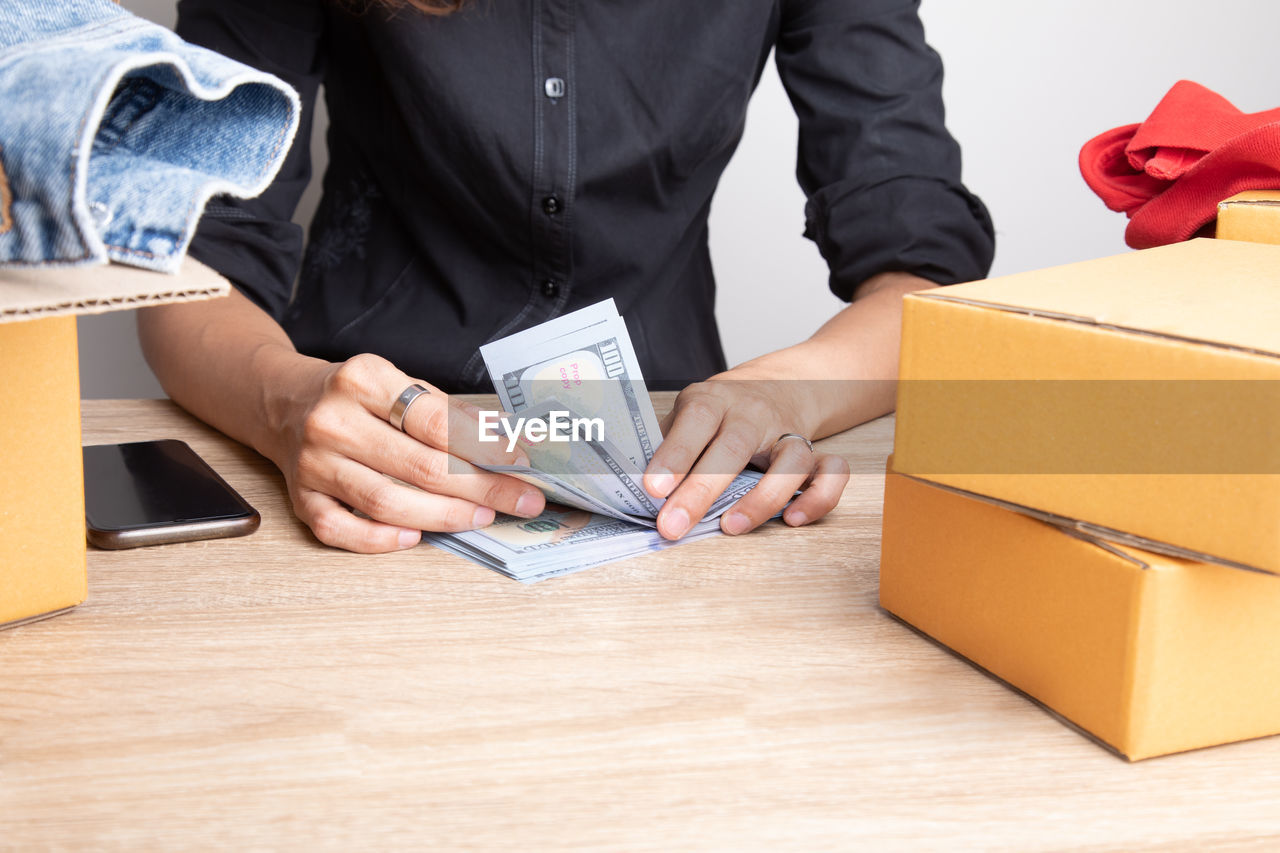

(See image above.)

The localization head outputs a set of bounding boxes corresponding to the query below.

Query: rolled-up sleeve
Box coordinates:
[776,0,994,300]
[175,0,326,318]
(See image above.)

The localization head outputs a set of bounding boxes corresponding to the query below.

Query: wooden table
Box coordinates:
[3,398,1279,850]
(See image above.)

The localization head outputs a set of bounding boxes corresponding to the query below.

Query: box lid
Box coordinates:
[897,471,1268,574]
[1217,191,1280,246]
[916,238,1280,359]
[1219,189,1280,209]
[0,258,229,323]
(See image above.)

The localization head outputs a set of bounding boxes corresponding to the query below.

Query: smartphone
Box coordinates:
[83,439,260,549]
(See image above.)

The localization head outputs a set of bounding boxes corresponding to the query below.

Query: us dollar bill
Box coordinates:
[430,299,774,581]
[476,399,659,519]
[479,299,663,470]
[475,398,763,525]
[424,504,728,582]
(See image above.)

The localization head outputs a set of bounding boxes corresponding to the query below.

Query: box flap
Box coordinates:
[916,239,1280,359]
[895,471,1272,576]
[0,258,229,323]
[887,456,1162,573]
[1219,190,1280,209]
[1216,192,1280,247]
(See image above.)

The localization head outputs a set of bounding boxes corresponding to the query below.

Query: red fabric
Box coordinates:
[1079,80,1280,248]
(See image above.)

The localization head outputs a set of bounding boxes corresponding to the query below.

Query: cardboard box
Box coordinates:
[0,260,227,629]
[893,238,1280,574]
[879,465,1280,761]
[1217,191,1280,244]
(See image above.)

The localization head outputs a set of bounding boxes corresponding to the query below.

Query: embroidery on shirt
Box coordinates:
[303,178,381,274]
[0,144,11,235]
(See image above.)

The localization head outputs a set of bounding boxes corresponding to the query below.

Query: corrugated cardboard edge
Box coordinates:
[912,291,1280,362]
[1218,190,1280,210]
[0,256,230,322]
[0,605,79,632]
[895,471,1275,577]
[1216,191,1280,247]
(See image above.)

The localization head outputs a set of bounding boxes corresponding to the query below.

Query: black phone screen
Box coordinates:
[83,439,256,531]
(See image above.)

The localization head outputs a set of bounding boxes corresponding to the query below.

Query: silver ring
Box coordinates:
[773,432,814,453]
[390,383,431,432]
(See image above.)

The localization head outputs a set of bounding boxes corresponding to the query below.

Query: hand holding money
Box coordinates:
[645,376,850,540]
[426,299,847,581]
[477,297,847,543]
[476,300,762,531]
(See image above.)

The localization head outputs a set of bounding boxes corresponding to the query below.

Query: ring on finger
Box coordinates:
[390,383,431,432]
[772,432,814,454]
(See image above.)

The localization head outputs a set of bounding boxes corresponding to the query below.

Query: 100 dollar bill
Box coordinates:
[433,299,770,581]
[479,299,663,470]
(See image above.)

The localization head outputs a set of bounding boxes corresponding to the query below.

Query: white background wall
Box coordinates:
[81,0,1280,397]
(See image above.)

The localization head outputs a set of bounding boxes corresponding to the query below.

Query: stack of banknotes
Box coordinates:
[424,299,763,582]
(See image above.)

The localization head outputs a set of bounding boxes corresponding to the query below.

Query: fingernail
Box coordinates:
[721,511,750,536]
[472,506,496,528]
[513,451,531,467]
[398,528,421,548]
[647,466,676,498]
[515,491,543,518]
[662,506,690,540]
[785,509,808,527]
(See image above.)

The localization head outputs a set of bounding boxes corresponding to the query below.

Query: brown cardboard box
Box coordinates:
[1217,190,1280,244]
[0,260,227,629]
[893,238,1280,574]
[879,464,1280,761]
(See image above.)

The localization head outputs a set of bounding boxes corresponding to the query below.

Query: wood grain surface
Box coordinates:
[2,397,1278,850]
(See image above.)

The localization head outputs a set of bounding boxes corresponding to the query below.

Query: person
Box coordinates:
[138,0,994,554]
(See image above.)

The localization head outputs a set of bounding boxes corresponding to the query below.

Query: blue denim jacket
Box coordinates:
[0,0,298,272]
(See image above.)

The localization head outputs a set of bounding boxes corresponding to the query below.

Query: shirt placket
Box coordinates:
[530,0,576,318]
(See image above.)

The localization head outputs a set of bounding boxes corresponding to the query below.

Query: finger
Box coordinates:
[644,393,727,499]
[393,386,530,469]
[298,393,545,519]
[430,397,534,468]
[719,438,817,535]
[305,354,541,514]
[326,353,526,468]
[339,417,547,518]
[656,417,766,540]
[293,488,426,554]
[321,455,501,533]
[781,453,850,527]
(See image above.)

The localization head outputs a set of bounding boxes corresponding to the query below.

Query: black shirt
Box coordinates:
[176,0,994,392]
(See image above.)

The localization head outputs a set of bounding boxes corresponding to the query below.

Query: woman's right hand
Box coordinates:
[139,289,544,553]
[265,352,547,553]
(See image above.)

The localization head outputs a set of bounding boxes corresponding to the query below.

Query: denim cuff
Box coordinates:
[0,0,299,272]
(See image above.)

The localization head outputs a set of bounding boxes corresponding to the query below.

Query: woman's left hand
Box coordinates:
[642,378,850,540]
[641,271,937,540]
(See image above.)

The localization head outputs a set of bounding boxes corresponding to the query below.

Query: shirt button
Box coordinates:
[544,77,565,99]
[541,195,561,215]
[541,279,560,298]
